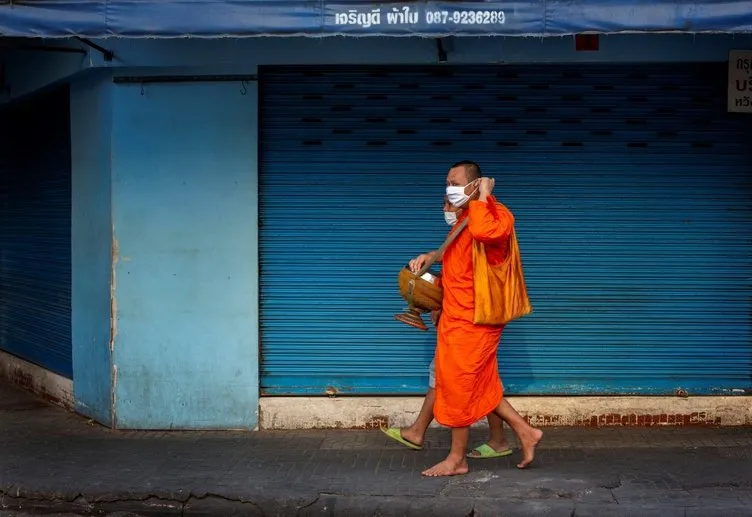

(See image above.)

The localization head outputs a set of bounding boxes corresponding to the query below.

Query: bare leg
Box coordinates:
[466,412,512,458]
[493,398,543,469]
[398,388,435,447]
[422,427,470,477]
[487,413,505,444]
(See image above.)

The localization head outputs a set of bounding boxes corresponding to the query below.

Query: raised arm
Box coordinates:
[468,178,514,243]
[468,199,514,243]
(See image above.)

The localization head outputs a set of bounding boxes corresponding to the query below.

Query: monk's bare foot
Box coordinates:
[422,456,469,477]
[401,427,425,448]
[466,438,512,458]
[516,428,543,469]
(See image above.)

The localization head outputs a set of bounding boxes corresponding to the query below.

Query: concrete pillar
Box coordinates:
[71,71,115,425]
[108,73,259,429]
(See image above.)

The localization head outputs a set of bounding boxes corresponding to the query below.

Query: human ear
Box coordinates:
[464,179,479,196]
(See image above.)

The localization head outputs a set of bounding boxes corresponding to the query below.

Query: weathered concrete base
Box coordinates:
[0,350,73,410]
[259,396,752,429]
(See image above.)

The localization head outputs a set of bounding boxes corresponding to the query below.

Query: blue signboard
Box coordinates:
[0,0,751,38]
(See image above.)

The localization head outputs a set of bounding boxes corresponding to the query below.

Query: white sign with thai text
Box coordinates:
[728,50,752,113]
[332,4,506,29]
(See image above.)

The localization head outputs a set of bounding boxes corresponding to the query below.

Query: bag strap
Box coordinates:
[415,218,468,277]
[501,228,517,266]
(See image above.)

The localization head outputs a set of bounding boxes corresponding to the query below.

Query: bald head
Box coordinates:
[449,160,482,184]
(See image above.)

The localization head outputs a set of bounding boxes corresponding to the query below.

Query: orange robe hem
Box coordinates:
[433,196,514,428]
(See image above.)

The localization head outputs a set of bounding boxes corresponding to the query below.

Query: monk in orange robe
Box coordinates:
[415,161,543,477]
[382,196,514,459]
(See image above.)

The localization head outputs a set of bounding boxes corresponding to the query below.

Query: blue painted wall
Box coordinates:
[1,46,89,103]
[70,71,114,424]
[3,32,752,428]
[110,77,259,429]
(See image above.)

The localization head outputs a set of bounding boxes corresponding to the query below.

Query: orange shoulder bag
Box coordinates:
[472,215,533,326]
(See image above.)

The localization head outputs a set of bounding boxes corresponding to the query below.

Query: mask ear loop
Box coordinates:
[469,178,484,197]
[458,180,480,207]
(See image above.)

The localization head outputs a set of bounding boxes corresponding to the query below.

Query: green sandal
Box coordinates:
[467,443,514,459]
[380,427,423,451]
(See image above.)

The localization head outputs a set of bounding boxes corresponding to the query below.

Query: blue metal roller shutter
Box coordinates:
[259,64,752,396]
[0,86,72,378]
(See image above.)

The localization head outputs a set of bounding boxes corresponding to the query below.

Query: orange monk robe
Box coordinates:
[434,195,514,428]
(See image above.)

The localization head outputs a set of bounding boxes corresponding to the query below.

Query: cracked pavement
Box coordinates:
[1,383,751,516]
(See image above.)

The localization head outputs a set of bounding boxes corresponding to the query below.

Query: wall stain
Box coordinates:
[110,227,118,429]
[9,367,72,410]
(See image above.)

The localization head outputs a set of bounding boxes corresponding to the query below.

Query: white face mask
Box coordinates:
[443,211,457,226]
[446,183,478,208]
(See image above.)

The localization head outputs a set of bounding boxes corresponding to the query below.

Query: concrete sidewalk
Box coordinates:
[1,382,751,517]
